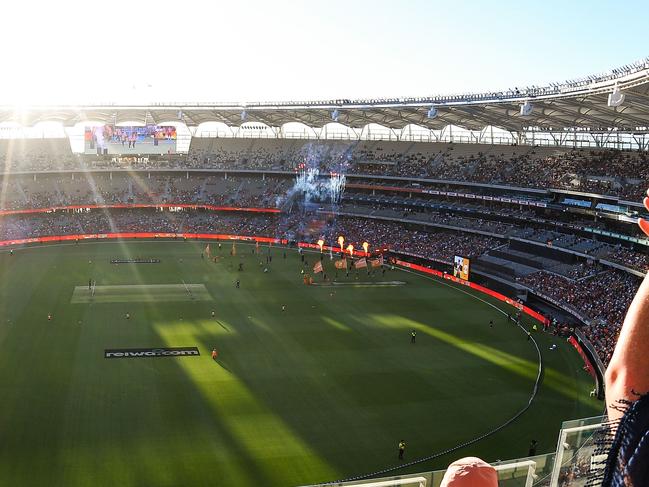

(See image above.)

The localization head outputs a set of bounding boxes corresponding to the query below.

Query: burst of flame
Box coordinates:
[317,239,324,252]
[347,244,354,256]
[338,235,345,251]
[362,242,369,254]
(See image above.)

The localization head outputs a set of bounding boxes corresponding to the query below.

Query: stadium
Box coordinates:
[2,4,649,486]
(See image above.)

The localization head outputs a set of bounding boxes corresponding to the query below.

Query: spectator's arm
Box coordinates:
[605,272,649,420]
[605,193,649,420]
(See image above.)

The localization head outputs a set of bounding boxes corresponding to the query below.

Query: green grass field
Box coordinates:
[0,240,602,487]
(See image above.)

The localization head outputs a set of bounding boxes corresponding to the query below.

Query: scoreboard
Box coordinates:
[84,125,177,155]
[453,255,470,280]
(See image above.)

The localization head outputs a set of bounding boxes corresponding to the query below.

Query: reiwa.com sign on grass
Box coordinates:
[105,347,200,359]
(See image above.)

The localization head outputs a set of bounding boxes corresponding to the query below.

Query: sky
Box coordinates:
[0,0,647,105]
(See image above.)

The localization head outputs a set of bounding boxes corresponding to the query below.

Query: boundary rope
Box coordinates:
[322,265,545,485]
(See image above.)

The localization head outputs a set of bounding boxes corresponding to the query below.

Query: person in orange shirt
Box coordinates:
[211,349,218,361]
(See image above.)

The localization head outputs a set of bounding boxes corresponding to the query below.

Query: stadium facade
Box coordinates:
[1,57,648,151]
[0,58,648,486]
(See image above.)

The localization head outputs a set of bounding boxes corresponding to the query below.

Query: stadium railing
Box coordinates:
[300,416,605,487]
[301,456,551,487]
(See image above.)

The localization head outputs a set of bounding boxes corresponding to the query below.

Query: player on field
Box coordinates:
[411,330,416,343]
[236,279,240,289]
[398,440,406,460]
[211,349,218,360]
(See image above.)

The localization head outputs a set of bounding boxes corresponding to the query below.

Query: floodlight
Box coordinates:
[520,101,533,116]
[608,86,625,107]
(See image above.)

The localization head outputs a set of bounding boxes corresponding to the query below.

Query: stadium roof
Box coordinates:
[1,58,648,133]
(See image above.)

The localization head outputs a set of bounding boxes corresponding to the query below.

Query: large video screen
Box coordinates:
[453,255,470,280]
[84,125,177,155]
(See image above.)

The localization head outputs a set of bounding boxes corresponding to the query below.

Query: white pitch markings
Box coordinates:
[71,283,212,303]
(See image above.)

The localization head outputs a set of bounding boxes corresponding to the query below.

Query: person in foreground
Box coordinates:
[439,457,498,487]
[590,189,649,486]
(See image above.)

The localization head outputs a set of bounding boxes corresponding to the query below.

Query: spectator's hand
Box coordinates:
[640,189,649,236]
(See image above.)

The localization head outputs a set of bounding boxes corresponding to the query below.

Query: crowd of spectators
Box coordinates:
[187,139,355,173]
[322,217,501,262]
[3,138,649,200]
[186,141,649,200]
[4,175,290,210]
[337,204,518,236]
[3,171,649,275]
[561,262,602,280]
[520,270,639,364]
[359,145,649,199]
[0,139,79,172]
[0,209,500,267]
[0,210,279,241]
[513,228,649,273]
[595,244,649,271]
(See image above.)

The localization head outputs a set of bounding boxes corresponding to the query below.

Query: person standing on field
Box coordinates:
[398,440,406,460]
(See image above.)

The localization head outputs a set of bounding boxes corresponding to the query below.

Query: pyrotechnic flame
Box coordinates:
[362,242,369,254]
[338,235,345,251]
[347,244,354,256]
[317,239,324,252]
